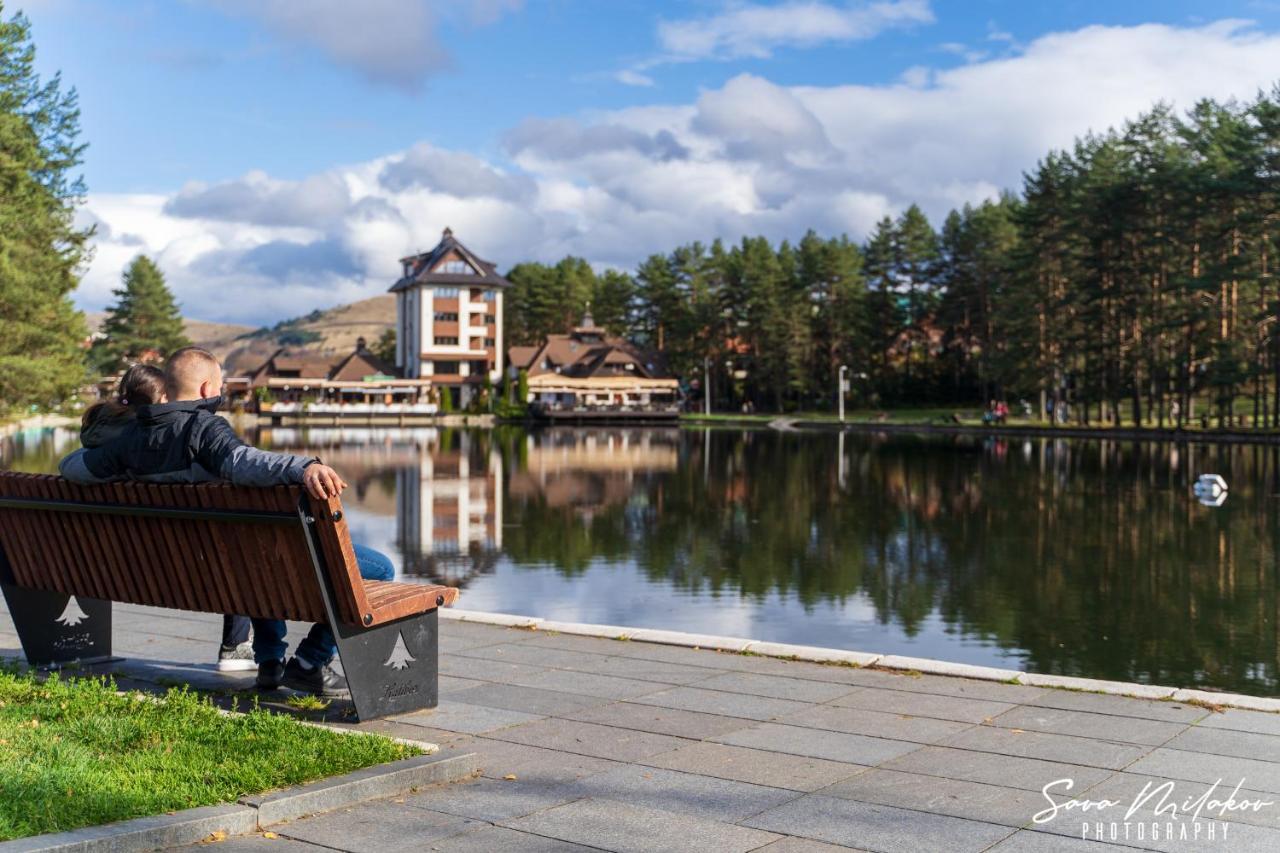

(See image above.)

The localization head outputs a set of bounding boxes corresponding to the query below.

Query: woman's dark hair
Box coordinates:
[81,363,167,431]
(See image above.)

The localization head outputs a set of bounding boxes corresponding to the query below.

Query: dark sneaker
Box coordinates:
[256,659,286,690]
[283,657,351,699]
[217,641,256,673]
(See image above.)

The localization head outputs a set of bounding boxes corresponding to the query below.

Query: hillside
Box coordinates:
[85,294,396,376]
[217,294,395,375]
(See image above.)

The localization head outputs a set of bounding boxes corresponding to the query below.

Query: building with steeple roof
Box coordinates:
[390,228,512,407]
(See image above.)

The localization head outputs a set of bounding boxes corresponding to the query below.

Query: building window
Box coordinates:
[481,290,496,302]
[469,360,489,375]
[438,260,475,275]
[433,360,460,374]
[484,337,496,347]
[434,336,458,345]
[434,312,458,322]
[434,287,459,298]
[483,313,496,324]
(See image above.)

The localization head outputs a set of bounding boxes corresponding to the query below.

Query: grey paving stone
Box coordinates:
[743,793,1015,852]
[564,701,756,740]
[489,717,689,762]
[504,797,780,853]
[1033,803,1280,852]
[779,702,973,744]
[752,838,867,853]
[464,737,623,782]
[629,686,813,721]
[839,668,1044,703]
[453,641,615,671]
[274,801,481,852]
[831,685,1017,723]
[176,835,331,852]
[820,768,1049,827]
[1197,708,1280,737]
[578,764,801,821]
[598,656,731,686]
[989,830,1134,851]
[419,824,599,852]
[711,722,922,765]
[992,706,1188,747]
[1161,725,1280,763]
[402,775,584,822]
[1082,772,1280,832]
[1127,747,1280,793]
[644,740,867,792]
[438,654,550,683]
[506,667,673,700]
[940,725,1151,770]
[696,671,859,703]
[882,746,1114,793]
[397,701,544,734]
[443,622,540,649]
[1027,689,1210,724]
[436,675,487,695]
[447,682,611,717]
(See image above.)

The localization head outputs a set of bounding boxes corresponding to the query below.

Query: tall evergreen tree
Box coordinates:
[93,255,189,372]
[0,5,90,412]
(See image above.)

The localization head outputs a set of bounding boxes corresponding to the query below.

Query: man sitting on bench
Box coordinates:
[58,346,393,699]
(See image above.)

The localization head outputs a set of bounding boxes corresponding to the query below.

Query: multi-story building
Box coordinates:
[390,228,511,408]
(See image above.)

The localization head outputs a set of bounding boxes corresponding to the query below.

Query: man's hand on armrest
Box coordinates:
[302,462,347,500]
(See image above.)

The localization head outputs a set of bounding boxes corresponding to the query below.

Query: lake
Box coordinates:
[3,423,1277,697]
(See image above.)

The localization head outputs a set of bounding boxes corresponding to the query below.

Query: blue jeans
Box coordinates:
[251,543,395,667]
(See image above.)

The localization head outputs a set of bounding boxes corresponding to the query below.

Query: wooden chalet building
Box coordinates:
[508,313,680,420]
[248,338,432,409]
[390,228,511,409]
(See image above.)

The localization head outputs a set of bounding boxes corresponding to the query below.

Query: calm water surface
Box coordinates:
[3,424,1277,696]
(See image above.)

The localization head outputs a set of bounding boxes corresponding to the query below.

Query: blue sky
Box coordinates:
[16,0,1280,324]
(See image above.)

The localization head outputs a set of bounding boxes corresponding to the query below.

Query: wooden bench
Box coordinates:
[0,472,458,720]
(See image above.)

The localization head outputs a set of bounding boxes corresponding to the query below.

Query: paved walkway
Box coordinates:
[4,605,1280,852]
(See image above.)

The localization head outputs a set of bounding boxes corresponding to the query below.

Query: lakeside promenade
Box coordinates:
[3,606,1279,851]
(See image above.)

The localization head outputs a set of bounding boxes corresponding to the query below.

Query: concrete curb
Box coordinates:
[0,805,257,853]
[241,752,479,827]
[0,753,478,853]
[441,608,1280,713]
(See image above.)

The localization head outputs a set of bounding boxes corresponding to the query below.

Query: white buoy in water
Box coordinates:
[1193,473,1228,507]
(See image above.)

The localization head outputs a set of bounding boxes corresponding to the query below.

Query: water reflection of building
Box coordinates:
[509,429,679,518]
[396,432,502,585]
[254,427,501,587]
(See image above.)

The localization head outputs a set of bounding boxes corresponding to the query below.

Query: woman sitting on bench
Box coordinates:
[80,364,259,674]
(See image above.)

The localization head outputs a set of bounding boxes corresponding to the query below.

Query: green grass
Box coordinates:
[0,668,420,841]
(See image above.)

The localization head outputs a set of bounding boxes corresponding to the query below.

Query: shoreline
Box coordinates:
[439,608,1280,714]
[681,414,1280,444]
[0,412,77,439]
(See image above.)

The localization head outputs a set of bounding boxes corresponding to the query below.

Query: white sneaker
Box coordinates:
[217,641,256,672]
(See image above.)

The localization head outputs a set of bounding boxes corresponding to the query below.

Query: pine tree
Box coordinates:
[0,6,90,413]
[93,255,189,372]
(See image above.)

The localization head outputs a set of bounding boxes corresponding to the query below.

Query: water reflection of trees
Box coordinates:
[503,430,1279,694]
[13,422,1272,693]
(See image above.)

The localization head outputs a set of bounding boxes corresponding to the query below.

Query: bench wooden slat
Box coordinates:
[0,475,458,629]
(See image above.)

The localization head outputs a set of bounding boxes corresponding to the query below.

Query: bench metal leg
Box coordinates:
[0,584,114,668]
[332,608,439,721]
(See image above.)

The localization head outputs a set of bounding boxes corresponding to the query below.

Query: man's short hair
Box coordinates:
[165,347,222,397]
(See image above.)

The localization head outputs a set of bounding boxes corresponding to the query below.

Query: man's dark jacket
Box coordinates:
[60,397,312,486]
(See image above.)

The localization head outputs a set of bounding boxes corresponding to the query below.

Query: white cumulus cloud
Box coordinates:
[76,19,1280,327]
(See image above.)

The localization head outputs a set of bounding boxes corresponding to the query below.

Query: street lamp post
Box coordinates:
[704,357,711,416]
[838,365,848,423]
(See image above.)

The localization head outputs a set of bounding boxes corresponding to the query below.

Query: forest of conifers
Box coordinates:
[505,89,1280,425]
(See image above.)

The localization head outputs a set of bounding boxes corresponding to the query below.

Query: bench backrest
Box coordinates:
[0,473,379,626]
